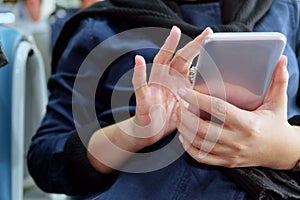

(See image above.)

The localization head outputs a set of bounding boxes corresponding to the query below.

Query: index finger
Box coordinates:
[177,88,250,130]
[170,27,213,76]
[153,26,181,65]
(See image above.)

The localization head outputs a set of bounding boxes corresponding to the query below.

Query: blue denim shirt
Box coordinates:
[27,1,300,199]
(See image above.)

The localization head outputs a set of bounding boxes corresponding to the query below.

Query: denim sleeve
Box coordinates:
[297,1,300,108]
[27,19,119,195]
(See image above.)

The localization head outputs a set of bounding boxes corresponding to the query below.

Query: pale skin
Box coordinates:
[81,0,103,9]
[88,26,300,174]
[177,55,300,170]
[87,26,213,173]
[24,0,41,22]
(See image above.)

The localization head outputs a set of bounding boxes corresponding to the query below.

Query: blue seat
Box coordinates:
[0,25,48,200]
[0,25,22,200]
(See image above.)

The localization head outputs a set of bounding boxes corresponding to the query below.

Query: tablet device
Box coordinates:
[193,32,286,111]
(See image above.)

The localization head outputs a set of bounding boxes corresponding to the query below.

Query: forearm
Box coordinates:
[87,118,146,174]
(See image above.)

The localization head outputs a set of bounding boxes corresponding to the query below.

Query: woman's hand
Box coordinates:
[128,26,213,149]
[88,27,213,173]
[176,56,300,170]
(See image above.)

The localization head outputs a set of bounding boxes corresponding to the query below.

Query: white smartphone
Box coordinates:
[193,32,286,111]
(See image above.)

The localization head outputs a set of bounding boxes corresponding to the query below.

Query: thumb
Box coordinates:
[264,55,288,112]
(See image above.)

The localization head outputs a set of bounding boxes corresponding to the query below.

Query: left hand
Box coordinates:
[176,56,300,170]
[129,26,213,149]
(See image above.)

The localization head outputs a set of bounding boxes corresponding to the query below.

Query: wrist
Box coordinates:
[113,118,146,152]
[278,125,300,170]
[266,124,300,170]
[118,116,165,150]
[87,119,146,173]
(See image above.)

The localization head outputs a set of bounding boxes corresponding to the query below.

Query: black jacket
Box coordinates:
[51,0,300,199]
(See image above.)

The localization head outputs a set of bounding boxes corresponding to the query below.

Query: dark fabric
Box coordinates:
[64,133,118,194]
[51,0,300,199]
[289,115,300,127]
[52,0,272,73]
[223,168,300,200]
[298,90,300,111]
[220,0,244,24]
[223,117,300,200]
[64,114,300,199]
[0,42,8,67]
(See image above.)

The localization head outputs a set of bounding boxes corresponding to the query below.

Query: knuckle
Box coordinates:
[153,55,169,64]
[211,98,227,118]
[153,55,160,63]
[226,163,238,168]
[225,158,239,168]
[174,50,188,63]
[175,48,183,56]
[277,74,289,85]
[199,140,211,153]
[234,143,246,152]
[224,163,233,168]
[192,138,202,148]
[247,120,262,136]
[198,122,209,135]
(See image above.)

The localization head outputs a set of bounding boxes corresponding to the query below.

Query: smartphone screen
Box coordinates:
[193,32,286,111]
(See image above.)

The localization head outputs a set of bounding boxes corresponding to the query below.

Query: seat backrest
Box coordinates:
[0,25,48,200]
[0,25,23,200]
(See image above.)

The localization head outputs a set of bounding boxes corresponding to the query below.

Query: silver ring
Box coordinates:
[189,65,197,83]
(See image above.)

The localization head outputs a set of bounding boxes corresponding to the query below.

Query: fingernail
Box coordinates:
[135,54,142,61]
[204,27,213,34]
[134,55,139,63]
[178,135,184,143]
[171,25,181,35]
[135,55,145,66]
[198,151,208,159]
[178,88,187,97]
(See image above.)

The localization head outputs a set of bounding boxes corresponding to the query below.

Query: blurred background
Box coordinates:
[1,0,82,76]
[0,0,83,199]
